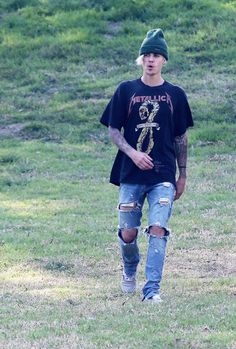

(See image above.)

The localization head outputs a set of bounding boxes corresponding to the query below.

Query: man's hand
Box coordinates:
[174,176,186,200]
[108,127,153,170]
[129,149,154,170]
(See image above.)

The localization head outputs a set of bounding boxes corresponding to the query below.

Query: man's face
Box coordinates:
[142,53,166,76]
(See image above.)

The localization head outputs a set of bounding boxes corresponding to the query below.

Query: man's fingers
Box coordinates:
[141,159,153,169]
[142,154,153,167]
[174,177,186,200]
[174,191,183,201]
[145,154,153,161]
[135,153,153,169]
[132,151,154,170]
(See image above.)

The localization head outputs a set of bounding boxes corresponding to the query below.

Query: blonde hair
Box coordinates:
[136,55,144,66]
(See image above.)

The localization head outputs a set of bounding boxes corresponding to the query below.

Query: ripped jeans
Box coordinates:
[118,182,175,299]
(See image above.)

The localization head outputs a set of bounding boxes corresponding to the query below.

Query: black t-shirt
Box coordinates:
[100,78,193,186]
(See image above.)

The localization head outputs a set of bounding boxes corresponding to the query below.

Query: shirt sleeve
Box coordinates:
[100,82,127,130]
[173,88,194,137]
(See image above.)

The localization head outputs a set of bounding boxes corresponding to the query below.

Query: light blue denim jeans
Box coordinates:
[118,182,175,299]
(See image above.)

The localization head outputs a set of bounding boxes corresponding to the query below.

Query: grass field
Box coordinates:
[0,0,236,348]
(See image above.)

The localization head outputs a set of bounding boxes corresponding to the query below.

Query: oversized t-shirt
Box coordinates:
[100,78,193,187]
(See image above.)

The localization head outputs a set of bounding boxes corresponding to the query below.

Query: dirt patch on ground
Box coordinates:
[0,123,27,137]
[167,248,236,278]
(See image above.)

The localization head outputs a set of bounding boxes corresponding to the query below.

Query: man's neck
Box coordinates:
[141,74,164,87]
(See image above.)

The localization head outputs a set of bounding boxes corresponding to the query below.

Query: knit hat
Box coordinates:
[139,28,169,60]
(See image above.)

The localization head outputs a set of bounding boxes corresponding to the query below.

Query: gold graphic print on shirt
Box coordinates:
[136,100,160,154]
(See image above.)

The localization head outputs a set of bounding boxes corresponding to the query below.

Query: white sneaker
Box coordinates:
[144,294,162,303]
[121,273,136,293]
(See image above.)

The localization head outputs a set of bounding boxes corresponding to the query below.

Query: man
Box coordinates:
[100,28,193,302]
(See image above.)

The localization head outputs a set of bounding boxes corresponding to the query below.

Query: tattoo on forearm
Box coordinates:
[109,127,134,156]
[174,133,188,178]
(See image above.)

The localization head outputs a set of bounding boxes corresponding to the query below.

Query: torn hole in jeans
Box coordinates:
[118,201,140,212]
[159,197,170,206]
[144,225,170,238]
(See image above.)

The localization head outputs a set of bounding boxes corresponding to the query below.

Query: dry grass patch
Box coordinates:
[166,248,236,280]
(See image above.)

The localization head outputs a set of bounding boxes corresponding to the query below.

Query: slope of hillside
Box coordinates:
[0,0,235,145]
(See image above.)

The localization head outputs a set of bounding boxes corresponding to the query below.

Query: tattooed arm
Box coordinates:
[108,126,154,170]
[174,132,188,200]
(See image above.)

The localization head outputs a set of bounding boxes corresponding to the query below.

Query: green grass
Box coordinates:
[0,0,236,348]
[0,139,235,349]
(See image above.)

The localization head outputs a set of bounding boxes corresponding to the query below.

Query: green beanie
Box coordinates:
[139,28,169,60]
